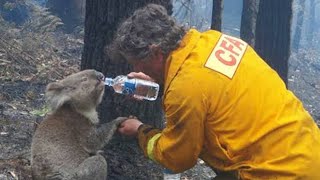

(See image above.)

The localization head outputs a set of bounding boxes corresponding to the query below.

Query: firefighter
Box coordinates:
[109,4,320,179]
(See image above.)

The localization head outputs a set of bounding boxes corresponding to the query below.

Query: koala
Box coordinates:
[31,69,127,180]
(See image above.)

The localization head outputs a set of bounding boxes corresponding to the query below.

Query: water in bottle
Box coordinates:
[104,75,159,101]
[163,169,181,180]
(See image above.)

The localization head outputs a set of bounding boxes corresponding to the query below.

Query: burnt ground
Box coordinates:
[0,31,319,180]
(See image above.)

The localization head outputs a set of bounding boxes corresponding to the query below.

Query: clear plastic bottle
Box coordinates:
[104,75,159,101]
[163,169,181,180]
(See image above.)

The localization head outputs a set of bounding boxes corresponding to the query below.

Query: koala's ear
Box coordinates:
[46,82,64,92]
[45,82,70,112]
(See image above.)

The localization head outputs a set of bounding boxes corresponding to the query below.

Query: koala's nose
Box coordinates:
[95,71,105,81]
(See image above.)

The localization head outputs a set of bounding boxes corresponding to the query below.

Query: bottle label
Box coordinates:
[163,169,176,174]
[123,79,136,95]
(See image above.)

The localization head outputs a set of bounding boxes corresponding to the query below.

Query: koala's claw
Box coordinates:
[46,172,64,180]
[114,117,129,124]
[96,150,104,155]
[129,115,138,119]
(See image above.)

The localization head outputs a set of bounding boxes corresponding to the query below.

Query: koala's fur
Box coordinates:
[31,69,126,180]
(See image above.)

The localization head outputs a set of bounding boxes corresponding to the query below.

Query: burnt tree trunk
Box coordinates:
[306,0,316,47]
[81,0,172,179]
[211,0,223,31]
[254,0,293,85]
[292,0,305,51]
[46,0,85,32]
[240,0,259,46]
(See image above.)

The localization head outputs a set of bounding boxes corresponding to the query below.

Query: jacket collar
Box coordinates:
[164,29,201,94]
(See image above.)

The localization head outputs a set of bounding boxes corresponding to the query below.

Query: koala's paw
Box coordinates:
[46,172,64,180]
[129,115,137,119]
[114,116,129,125]
[96,150,105,156]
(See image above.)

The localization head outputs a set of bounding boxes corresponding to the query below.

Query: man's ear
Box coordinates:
[149,44,163,59]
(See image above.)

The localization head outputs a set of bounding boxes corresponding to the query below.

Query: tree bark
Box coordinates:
[211,0,223,31]
[306,0,316,47]
[292,0,305,51]
[46,0,85,32]
[240,0,259,46]
[254,0,293,85]
[81,0,172,179]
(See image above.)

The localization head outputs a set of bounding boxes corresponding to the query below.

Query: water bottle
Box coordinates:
[104,75,159,101]
[163,169,181,180]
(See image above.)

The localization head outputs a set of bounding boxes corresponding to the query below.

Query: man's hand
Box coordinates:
[118,118,143,137]
[127,72,155,82]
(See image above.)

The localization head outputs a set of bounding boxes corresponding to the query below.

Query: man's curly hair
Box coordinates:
[108,4,186,61]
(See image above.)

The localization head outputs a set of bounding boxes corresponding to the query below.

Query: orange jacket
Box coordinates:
[137,29,320,179]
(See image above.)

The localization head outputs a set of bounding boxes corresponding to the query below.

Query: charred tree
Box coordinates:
[240,0,259,46]
[306,0,316,47]
[0,0,29,25]
[292,0,305,51]
[254,0,293,85]
[81,0,172,179]
[211,0,223,31]
[46,0,85,32]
